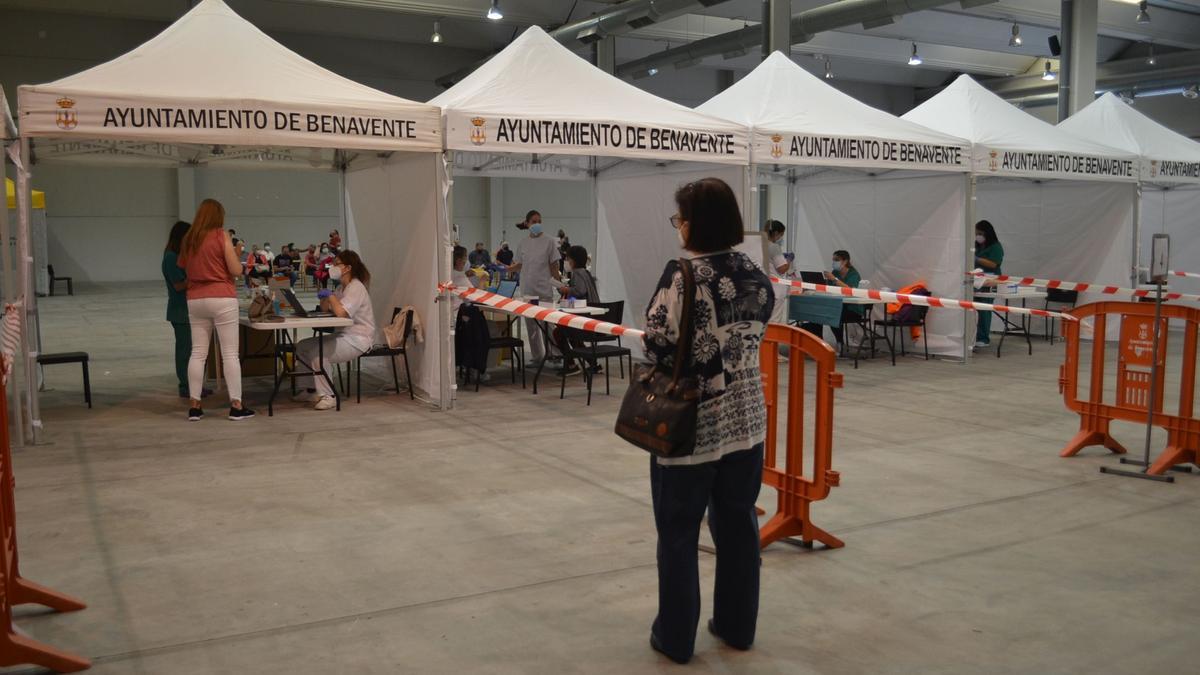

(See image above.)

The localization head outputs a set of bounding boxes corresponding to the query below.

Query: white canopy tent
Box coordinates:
[12,0,450,440]
[1058,92,1200,301]
[904,76,1139,342]
[429,26,750,363]
[697,52,974,359]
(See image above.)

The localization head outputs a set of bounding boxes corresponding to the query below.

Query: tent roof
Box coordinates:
[6,178,45,210]
[696,52,969,171]
[903,75,1138,182]
[1059,92,1200,185]
[430,27,747,164]
[17,0,439,152]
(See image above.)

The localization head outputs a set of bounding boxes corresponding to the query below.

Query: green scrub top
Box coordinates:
[977,242,1004,275]
[836,266,863,315]
[162,250,188,324]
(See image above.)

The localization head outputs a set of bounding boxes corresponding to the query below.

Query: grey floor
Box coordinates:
[5,282,1198,674]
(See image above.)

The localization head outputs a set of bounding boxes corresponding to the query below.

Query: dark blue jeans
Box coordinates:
[650,445,764,661]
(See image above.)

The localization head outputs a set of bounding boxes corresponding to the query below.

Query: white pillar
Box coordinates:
[1066,0,1098,116]
[763,0,791,57]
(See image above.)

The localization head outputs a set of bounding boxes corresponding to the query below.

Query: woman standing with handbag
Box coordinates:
[639,178,774,664]
[178,199,254,422]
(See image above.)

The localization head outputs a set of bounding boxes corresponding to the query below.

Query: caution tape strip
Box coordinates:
[438,283,646,339]
[771,276,1080,321]
[971,272,1200,303]
[1135,267,1200,280]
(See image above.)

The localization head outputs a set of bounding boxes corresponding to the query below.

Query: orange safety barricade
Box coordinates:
[1059,302,1200,475]
[758,324,844,549]
[0,357,90,672]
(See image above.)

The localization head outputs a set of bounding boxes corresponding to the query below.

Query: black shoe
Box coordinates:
[707,619,752,651]
[649,633,690,665]
[187,407,203,421]
[228,407,256,421]
[589,364,603,374]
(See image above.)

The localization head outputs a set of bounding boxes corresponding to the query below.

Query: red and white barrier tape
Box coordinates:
[1170,270,1200,280]
[438,283,646,339]
[971,272,1200,303]
[771,277,1079,321]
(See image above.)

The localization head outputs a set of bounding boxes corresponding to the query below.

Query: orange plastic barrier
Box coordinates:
[758,324,844,549]
[0,357,90,672]
[1059,302,1200,476]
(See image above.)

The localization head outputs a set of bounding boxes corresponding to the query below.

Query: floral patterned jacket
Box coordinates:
[643,250,774,466]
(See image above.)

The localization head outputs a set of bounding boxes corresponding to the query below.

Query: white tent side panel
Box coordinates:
[790,174,967,357]
[595,163,746,358]
[975,180,1134,339]
[345,153,446,399]
[1141,186,1200,310]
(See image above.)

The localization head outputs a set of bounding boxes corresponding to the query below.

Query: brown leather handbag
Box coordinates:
[615,258,700,458]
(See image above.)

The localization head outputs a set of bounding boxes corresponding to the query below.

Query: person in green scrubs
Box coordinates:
[162,220,205,398]
[973,219,1005,348]
[823,249,862,347]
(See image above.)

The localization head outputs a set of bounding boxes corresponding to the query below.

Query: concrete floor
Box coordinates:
[4,282,1198,674]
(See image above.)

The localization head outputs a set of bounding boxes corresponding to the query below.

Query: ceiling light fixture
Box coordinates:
[486,0,503,21]
[1009,23,1023,47]
[907,42,922,66]
[824,58,833,79]
[1146,43,1156,65]
[431,20,442,44]
[1042,61,1056,81]
[1120,91,1136,105]
[1184,85,1199,100]
[647,67,659,76]
[1136,1,1150,24]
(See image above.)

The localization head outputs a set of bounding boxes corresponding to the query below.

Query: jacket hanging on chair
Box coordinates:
[455,304,491,374]
[885,281,931,340]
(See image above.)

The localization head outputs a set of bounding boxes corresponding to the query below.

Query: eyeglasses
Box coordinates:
[668,215,683,229]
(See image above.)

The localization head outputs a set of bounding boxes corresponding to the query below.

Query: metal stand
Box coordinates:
[1100,282,1174,483]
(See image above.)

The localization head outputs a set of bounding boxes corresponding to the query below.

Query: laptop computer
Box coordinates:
[280,287,335,318]
[495,280,518,298]
[799,270,827,285]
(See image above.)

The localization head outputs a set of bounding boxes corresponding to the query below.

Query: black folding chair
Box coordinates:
[1043,288,1078,344]
[48,265,74,296]
[355,308,415,402]
[876,301,930,366]
[558,300,632,405]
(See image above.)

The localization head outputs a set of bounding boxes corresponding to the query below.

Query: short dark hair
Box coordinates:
[765,220,785,236]
[166,220,190,254]
[525,210,541,222]
[453,244,468,263]
[833,250,851,263]
[566,245,588,268]
[675,178,743,253]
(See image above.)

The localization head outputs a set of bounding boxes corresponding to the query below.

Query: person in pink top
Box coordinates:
[177,199,255,422]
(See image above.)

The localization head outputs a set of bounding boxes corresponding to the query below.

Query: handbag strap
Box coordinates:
[670,258,697,386]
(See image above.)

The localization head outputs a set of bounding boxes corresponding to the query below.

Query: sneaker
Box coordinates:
[974,340,991,348]
[292,389,319,403]
[558,365,581,376]
[228,406,256,421]
[313,396,336,411]
[187,407,203,421]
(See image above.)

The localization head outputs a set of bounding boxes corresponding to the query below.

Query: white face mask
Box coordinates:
[329,264,343,281]
[976,235,986,245]
[832,260,842,272]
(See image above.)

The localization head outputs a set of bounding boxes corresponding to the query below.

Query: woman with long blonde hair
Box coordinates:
[177,199,255,421]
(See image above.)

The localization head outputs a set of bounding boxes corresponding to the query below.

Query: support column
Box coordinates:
[177,166,197,221]
[762,0,791,58]
[595,37,616,75]
[1063,0,1098,117]
[488,177,505,249]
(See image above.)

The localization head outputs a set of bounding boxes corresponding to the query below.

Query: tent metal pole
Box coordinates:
[0,141,20,447]
[15,137,39,442]
[1131,181,1142,287]
[439,152,455,411]
[963,173,978,365]
[785,169,797,255]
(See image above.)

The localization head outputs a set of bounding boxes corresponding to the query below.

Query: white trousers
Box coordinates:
[188,297,241,403]
[295,334,369,398]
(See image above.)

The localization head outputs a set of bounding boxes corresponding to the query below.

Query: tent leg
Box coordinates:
[963,173,977,365]
[16,137,39,443]
[1131,181,1141,288]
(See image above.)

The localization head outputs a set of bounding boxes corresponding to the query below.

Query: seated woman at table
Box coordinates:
[553,245,600,376]
[822,250,864,348]
[293,250,376,411]
[973,220,1005,349]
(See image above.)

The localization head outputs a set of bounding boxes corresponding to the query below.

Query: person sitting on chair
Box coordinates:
[553,245,600,377]
[293,250,376,411]
[822,249,863,349]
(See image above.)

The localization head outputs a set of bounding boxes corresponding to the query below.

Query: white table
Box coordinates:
[239,315,353,415]
[973,289,1048,357]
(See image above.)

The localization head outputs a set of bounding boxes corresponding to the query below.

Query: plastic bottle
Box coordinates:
[271,289,281,316]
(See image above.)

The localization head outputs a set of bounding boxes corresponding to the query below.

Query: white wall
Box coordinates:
[194,168,341,254]
[34,164,178,283]
[450,176,489,250]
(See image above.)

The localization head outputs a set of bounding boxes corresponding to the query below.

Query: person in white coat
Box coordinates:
[510,222,561,364]
[294,250,376,410]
